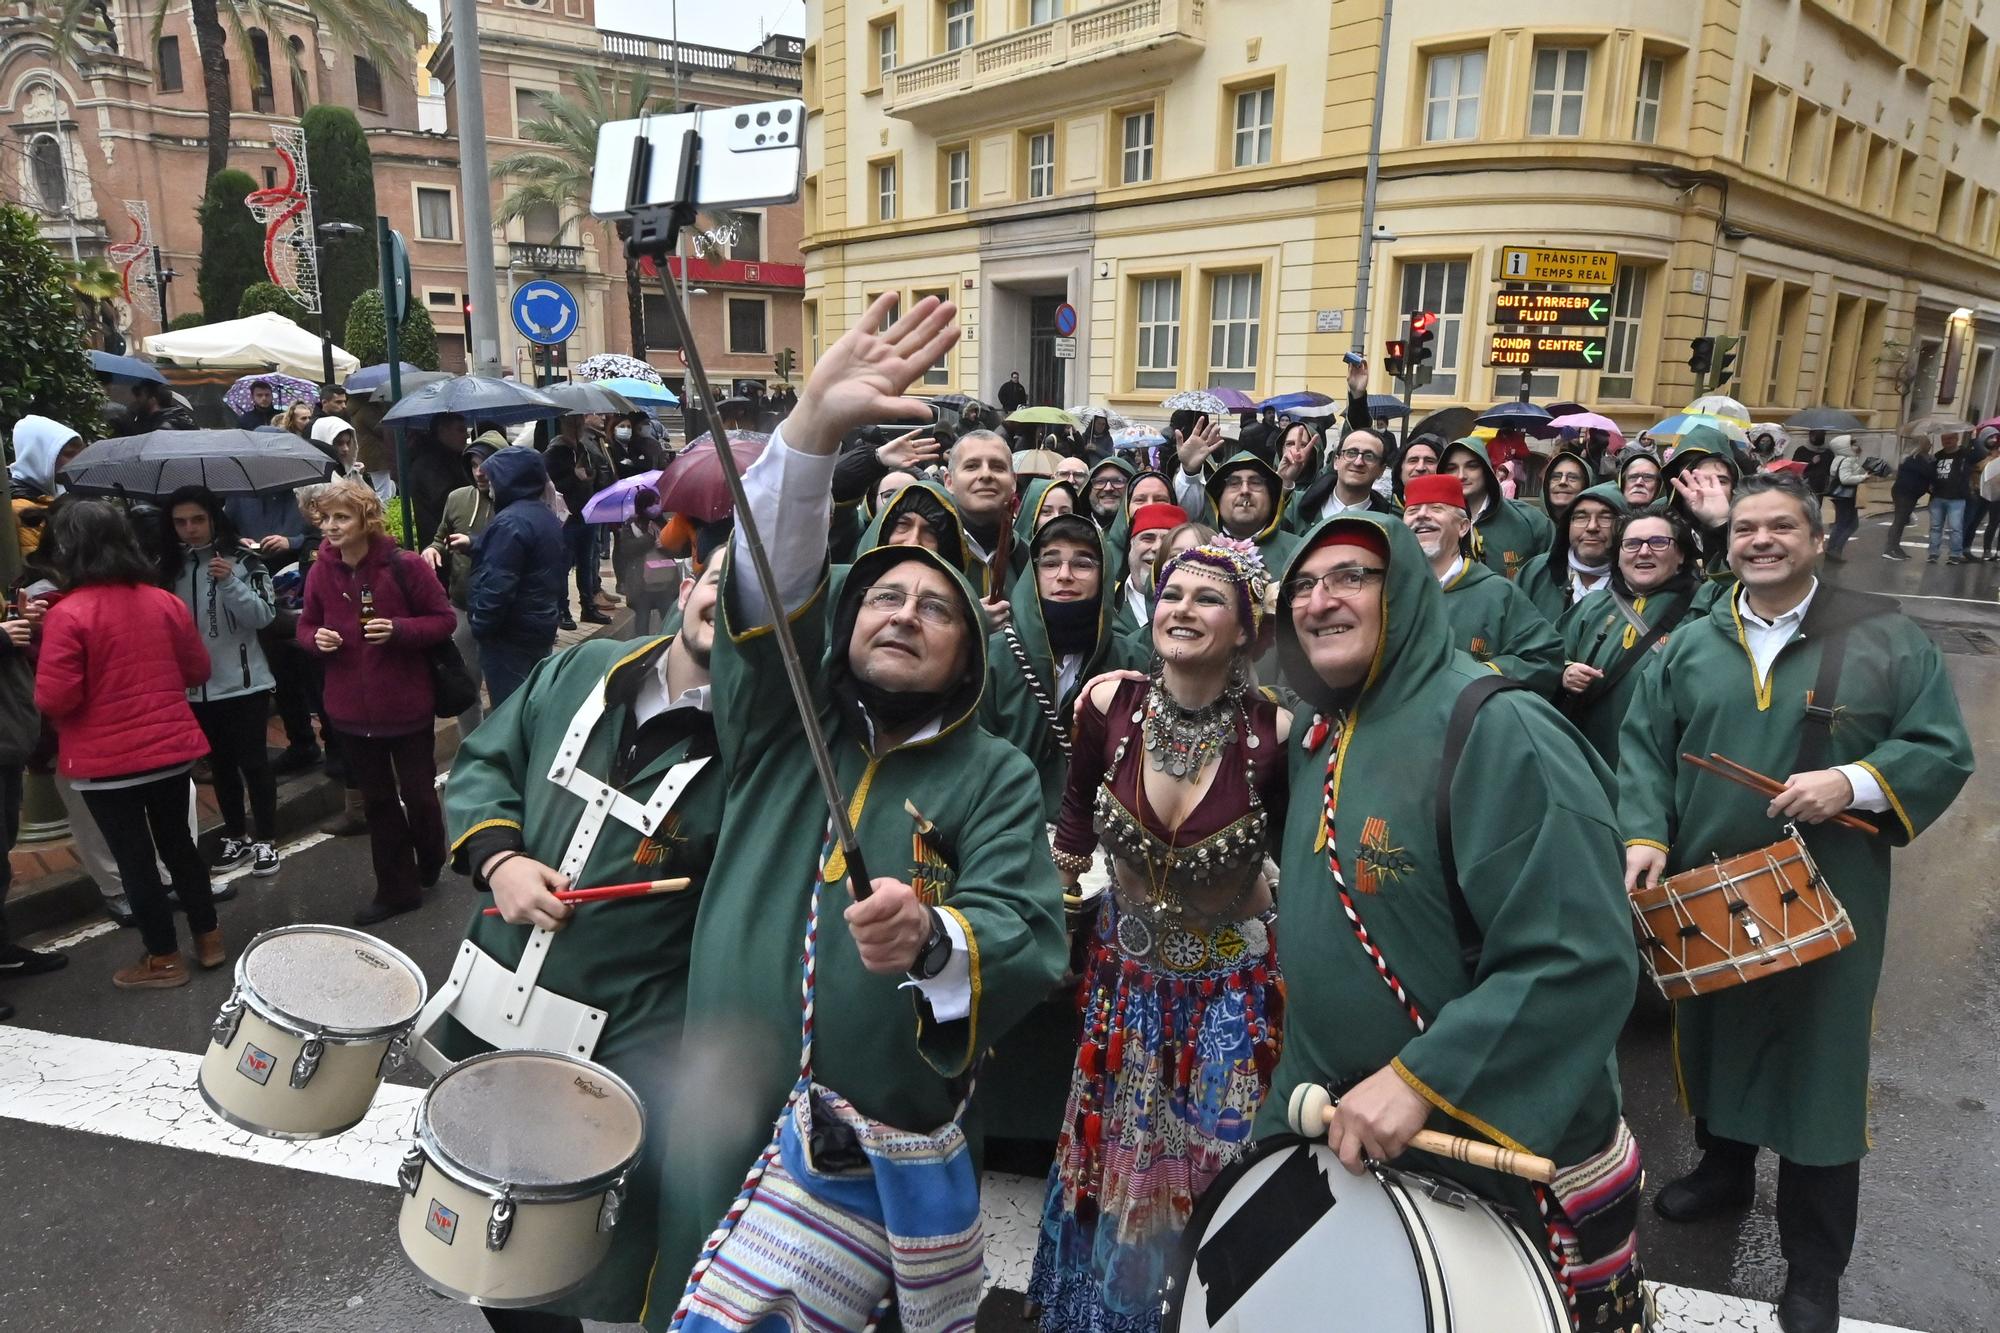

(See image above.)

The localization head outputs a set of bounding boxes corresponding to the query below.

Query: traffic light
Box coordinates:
[462,297,473,324]
[1688,336,1715,377]
[1383,338,1406,378]
[774,347,797,382]
[1711,335,1740,389]
[1406,311,1438,389]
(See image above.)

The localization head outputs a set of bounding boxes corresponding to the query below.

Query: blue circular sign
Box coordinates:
[1053,302,1078,337]
[512,279,579,346]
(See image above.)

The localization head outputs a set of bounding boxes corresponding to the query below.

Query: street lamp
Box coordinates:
[314,220,366,386]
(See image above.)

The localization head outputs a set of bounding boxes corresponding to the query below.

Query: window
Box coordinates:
[1424,50,1484,142]
[804,299,820,367]
[943,146,971,210]
[289,36,309,115]
[426,289,459,308]
[875,20,897,80]
[1030,0,1063,21]
[157,36,183,93]
[1529,46,1589,136]
[643,295,684,350]
[1598,266,1649,399]
[1769,284,1808,405]
[1938,171,1968,242]
[1740,79,1776,167]
[417,187,455,240]
[354,56,384,112]
[263,166,278,189]
[1207,270,1262,389]
[1121,110,1155,184]
[1232,84,1275,167]
[515,88,547,135]
[872,293,901,331]
[1134,275,1181,389]
[727,298,769,354]
[1919,0,1946,65]
[1961,28,1988,103]
[1026,129,1056,198]
[1788,105,1824,187]
[249,29,275,113]
[29,135,66,213]
[1398,259,1468,396]
[875,159,898,221]
[730,213,762,261]
[1633,55,1665,143]
[1823,293,1866,407]
[944,0,975,52]
[915,289,951,384]
[522,202,563,245]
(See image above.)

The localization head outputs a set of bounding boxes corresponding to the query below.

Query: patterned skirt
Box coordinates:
[1026,897,1283,1333]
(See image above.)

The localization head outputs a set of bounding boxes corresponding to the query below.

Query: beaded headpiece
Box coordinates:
[1155,537,1270,635]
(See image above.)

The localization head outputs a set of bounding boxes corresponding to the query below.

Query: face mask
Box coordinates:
[615,426,633,441]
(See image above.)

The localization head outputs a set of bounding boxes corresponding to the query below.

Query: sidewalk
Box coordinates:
[4,602,635,938]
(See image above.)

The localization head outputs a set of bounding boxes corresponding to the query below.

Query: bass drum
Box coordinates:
[1161,1136,1568,1333]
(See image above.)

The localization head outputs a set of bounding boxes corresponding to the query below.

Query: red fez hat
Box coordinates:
[1307,523,1391,560]
[1403,473,1467,511]
[1130,502,1188,536]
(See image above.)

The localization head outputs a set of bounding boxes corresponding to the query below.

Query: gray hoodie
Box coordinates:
[170,546,278,701]
[8,415,81,497]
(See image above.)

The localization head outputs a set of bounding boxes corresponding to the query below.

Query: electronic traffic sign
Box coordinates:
[1490,291,1610,327]
[1488,334,1607,369]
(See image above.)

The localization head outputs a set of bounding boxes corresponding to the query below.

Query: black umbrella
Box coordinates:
[1475,401,1557,437]
[1365,395,1411,420]
[87,350,168,386]
[1407,406,1477,444]
[1542,400,1588,419]
[1786,406,1865,433]
[58,429,336,499]
[366,369,454,404]
[380,375,563,428]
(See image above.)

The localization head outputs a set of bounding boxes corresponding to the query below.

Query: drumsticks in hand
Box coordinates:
[1678,753,1878,834]
[480,877,692,916]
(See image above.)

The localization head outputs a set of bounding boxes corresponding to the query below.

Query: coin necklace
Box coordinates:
[1141,673,1242,780]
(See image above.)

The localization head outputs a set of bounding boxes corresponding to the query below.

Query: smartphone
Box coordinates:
[591,99,805,222]
[1343,351,1366,367]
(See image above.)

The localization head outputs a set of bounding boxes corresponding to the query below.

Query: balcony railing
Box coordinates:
[510,242,584,272]
[600,31,803,89]
[885,0,1204,121]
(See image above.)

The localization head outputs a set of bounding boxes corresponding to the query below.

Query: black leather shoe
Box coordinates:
[1777,1273,1840,1333]
[580,610,613,625]
[0,996,13,1023]
[1653,1156,1755,1222]
[353,899,421,927]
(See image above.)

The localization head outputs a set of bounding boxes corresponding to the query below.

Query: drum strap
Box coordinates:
[1795,623,1850,773]
[1435,674,1529,972]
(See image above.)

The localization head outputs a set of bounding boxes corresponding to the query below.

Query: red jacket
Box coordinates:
[297,536,457,735]
[34,582,212,780]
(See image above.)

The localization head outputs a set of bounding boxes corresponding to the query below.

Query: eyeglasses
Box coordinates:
[1284,565,1387,603]
[1619,535,1677,553]
[859,584,960,628]
[1334,448,1385,464]
[1091,477,1127,491]
[1034,553,1101,574]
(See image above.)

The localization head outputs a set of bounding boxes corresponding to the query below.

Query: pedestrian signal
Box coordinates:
[1384,339,1406,378]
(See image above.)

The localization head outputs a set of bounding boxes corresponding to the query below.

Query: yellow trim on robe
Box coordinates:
[930,904,984,1076]
[1391,1056,1534,1156]
[449,818,522,855]
[729,572,828,644]
[1624,837,1670,853]
[1727,596,1775,712]
[822,754,882,884]
[1852,759,1914,839]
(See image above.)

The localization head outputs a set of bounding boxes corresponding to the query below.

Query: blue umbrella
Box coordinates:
[595,376,680,406]
[1365,395,1410,420]
[344,361,424,392]
[1259,390,1334,412]
[380,375,563,429]
[87,349,168,386]
[1474,401,1556,437]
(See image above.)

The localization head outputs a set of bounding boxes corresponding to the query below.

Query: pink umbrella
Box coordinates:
[1977,415,2000,434]
[657,431,769,522]
[1548,411,1626,452]
[581,470,663,524]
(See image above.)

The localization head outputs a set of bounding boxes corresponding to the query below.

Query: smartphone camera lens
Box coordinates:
[734,113,750,128]
[778,108,793,123]
[756,110,770,125]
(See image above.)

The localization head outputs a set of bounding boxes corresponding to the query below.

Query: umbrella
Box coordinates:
[1651,412,1749,446]
[1475,401,1556,437]
[344,361,424,393]
[1542,401,1589,419]
[58,429,335,499]
[658,431,770,522]
[581,470,664,524]
[1684,394,1751,425]
[594,376,680,407]
[367,370,454,404]
[1206,387,1260,413]
[224,372,318,416]
[1113,426,1166,449]
[575,353,663,385]
[1259,390,1335,412]
[1007,406,1080,427]
[1747,422,1791,455]
[1903,412,1977,437]
[1548,412,1626,451]
[1781,405,1861,433]
[1364,395,1411,420]
[381,375,563,429]
[1066,404,1128,429]
[1407,406,1476,444]
[1012,449,1065,477]
[540,382,638,417]
[1162,389,1228,416]
[87,350,168,386]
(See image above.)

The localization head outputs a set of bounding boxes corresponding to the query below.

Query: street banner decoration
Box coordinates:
[107,199,160,325]
[245,124,321,314]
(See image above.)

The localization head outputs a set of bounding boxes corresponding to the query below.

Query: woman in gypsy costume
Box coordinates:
[1029,539,1291,1332]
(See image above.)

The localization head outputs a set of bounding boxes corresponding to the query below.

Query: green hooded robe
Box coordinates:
[1558,578,1700,769]
[1438,557,1564,694]
[830,478,978,609]
[1441,437,1554,580]
[644,543,1068,1323]
[1659,426,1742,582]
[1535,447,1593,515]
[1615,581,1972,1164]
[1202,449,1301,574]
[1256,514,1636,1219]
[1012,477,1076,550]
[440,633,727,1322]
[1515,482,1630,626]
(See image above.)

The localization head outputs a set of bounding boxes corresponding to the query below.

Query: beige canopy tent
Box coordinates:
[143,310,359,381]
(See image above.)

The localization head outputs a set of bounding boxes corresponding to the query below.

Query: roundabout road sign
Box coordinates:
[512,279,579,346]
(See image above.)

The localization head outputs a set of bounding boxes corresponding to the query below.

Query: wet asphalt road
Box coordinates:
[1,512,1994,1333]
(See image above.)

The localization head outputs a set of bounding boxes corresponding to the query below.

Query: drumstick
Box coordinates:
[1287,1084,1556,1183]
[1679,753,1878,834]
[480,876,692,916]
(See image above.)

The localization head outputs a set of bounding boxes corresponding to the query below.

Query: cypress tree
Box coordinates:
[301,106,380,342]
[195,169,267,325]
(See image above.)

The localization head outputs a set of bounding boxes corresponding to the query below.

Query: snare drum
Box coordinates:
[398,1049,644,1308]
[1162,1137,1567,1332]
[199,925,427,1139]
[1629,826,1855,1000]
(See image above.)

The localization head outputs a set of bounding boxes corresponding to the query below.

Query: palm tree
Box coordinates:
[48,0,424,185]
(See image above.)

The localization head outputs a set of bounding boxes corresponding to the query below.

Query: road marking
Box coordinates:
[0,1026,1929,1333]
[1898,592,2000,606]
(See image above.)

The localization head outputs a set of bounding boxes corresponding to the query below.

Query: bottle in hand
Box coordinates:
[359,584,376,621]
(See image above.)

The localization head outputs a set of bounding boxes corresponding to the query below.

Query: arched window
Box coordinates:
[249,28,275,112]
[289,35,309,115]
[354,56,384,112]
[29,135,67,213]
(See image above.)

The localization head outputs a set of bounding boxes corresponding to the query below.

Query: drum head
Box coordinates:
[241,926,425,1034]
[424,1052,643,1194]
[1163,1137,1431,1331]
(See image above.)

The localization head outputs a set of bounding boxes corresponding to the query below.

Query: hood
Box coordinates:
[830,542,989,747]
[858,479,972,578]
[1662,425,1742,484]
[1829,433,1859,456]
[482,445,551,507]
[1012,477,1078,547]
[310,415,354,449]
[1276,511,1457,719]
[1616,446,1662,486]
[1538,448,1591,499]
[1440,436,1501,520]
[9,415,82,494]
[1006,511,1113,679]
[1087,456,1137,485]
[1544,480,1631,571]
[1204,449,1287,541]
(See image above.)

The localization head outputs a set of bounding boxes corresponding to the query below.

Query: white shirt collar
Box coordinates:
[1436,555,1465,586]
[1737,578,1819,630]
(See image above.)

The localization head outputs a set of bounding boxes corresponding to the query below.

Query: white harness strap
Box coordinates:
[414,679,712,1072]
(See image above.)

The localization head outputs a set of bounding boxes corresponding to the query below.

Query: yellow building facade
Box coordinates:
[800,0,2000,431]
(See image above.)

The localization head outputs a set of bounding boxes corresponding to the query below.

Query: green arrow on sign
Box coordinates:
[1582,341,1603,365]
[1588,298,1607,321]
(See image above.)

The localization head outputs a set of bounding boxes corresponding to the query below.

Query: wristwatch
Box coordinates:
[909,907,953,981]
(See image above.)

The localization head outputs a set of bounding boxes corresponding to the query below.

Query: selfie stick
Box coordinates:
[623,124,873,902]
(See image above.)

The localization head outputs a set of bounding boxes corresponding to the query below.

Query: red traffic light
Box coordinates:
[1384,339,1406,360]
[1410,310,1438,336]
